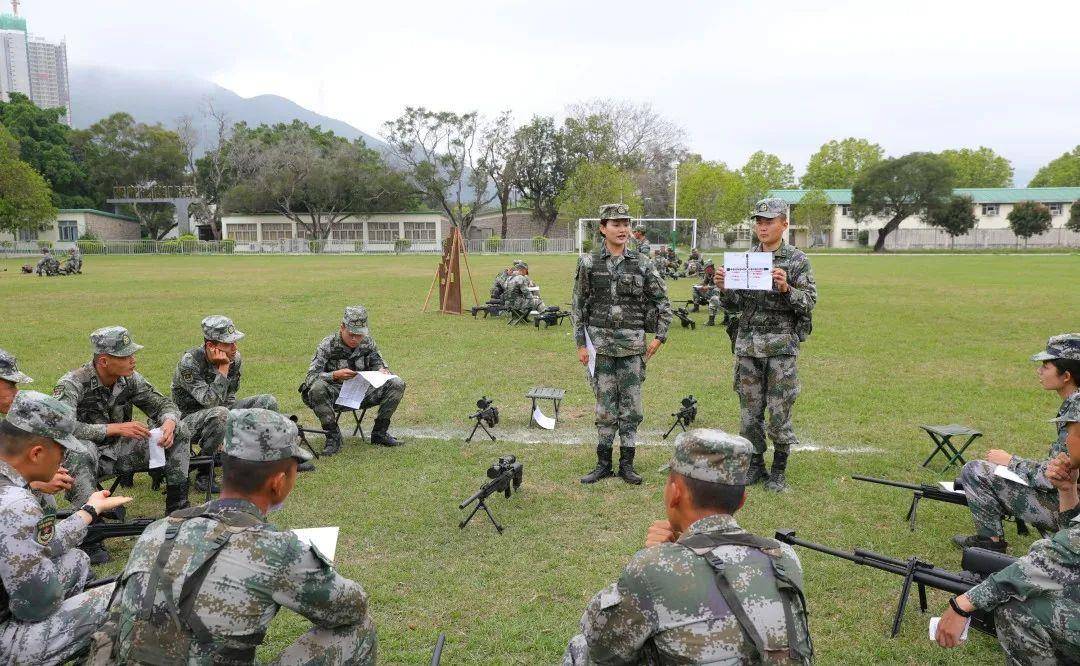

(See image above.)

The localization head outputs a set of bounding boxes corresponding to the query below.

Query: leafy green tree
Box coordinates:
[478,111,518,238]
[740,151,795,207]
[0,125,57,234]
[939,147,1013,187]
[383,107,494,234]
[0,92,92,208]
[1067,201,1080,233]
[1007,201,1052,247]
[852,152,955,252]
[800,138,884,189]
[227,121,416,242]
[556,163,641,235]
[793,189,834,247]
[510,116,574,237]
[675,160,747,234]
[928,195,977,248]
[1029,146,1080,187]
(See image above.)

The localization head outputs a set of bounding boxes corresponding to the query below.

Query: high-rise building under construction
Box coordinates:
[0,10,70,125]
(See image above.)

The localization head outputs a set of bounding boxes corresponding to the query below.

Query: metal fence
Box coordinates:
[464,237,577,254]
[875,227,1080,250]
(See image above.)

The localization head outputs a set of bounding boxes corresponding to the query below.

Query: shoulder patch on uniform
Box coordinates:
[35,514,55,545]
[51,385,64,398]
[181,368,195,384]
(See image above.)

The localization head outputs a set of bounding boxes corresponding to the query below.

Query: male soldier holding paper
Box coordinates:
[54,326,191,563]
[92,408,377,665]
[574,203,671,485]
[300,305,406,453]
[714,198,817,493]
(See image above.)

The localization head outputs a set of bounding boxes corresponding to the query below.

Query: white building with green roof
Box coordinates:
[767,187,1080,249]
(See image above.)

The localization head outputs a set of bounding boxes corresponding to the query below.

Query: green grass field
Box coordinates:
[2,252,1078,665]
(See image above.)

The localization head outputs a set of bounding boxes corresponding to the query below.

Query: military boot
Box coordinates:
[297,461,316,472]
[764,451,789,493]
[952,534,1007,553]
[115,470,135,488]
[322,425,342,456]
[618,447,643,485]
[691,303,700,312]
[706,314,716,326]
[370,418,402,447]
[81,543,110,566]
[165,480,190,515]
[148,467,164,491]
[745,454,769,485]
[580,446,614,484]
[194,471,221,494]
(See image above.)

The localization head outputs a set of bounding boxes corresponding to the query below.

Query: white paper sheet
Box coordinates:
[994,465,1029,487]
[723,252,773,291]
[938,481,964,494]
[335,376,368,409]
[292,526,339,562]
[147,427,166,469]
[1073,514,1079,523]
[929,616,970,642]
[584,329,596,378]
[723,252,749,289]
[357,371,396,389]
[532,407,557,430]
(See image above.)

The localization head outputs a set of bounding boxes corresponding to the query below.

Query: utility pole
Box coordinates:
[670,162,679,248]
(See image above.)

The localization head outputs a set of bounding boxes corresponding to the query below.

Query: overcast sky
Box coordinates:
[23,0,1080,185]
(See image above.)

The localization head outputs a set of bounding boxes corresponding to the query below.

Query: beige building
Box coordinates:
[0,209,140,247]
[769,187,1080,249]
[468,207,571,239]
[220,212,447,252]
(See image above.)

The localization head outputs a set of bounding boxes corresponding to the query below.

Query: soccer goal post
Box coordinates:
[576,217,699,254]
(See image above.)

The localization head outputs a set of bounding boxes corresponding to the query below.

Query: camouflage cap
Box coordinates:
[599,203,631,222]
[632,222,646,234]
[342,305,369,336]
[1031,333,1080,362]
[0,349,32,385]
[512,260,528,270]
[4,390,87,453]
[751,197,789,220]
[225,408,313,463]
[90,326,143,357]
[660,428,751,484]
[202,315,245,344]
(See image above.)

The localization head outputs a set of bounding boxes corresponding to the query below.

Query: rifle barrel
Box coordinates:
[851,475,922,492]
[430,633,446,666]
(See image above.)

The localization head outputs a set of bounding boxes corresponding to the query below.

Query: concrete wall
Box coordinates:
[469,209,572,239]
[0,210,140,247]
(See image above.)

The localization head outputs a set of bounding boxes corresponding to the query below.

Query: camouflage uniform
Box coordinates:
[965,522,1080,664]
[574,204,672,484]
[959,335,1080,542]
[631,224,651,259]
[505,272,544,316]
[716,198,817,491]
[300,306,406,449]
[563,429,813,664]
[54,327,191,511]
[60,248,82,275]
[172,316,279,458]
[101,409,376,665]
[491,268,512,301]
[35,251,60,276]
[0,391,115,666]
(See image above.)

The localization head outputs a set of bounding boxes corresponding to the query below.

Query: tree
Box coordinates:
[1029,146,1080,187]
[675,160,747,234]
[800,138,884,189]
[477,111,517,238]
[928,195,977,248]
[939,147,1013,187]
[740,151,795,208]
[1007,201,1052,247]
[0,125,57,234]
[225,121,416,242]
[0,92,92,208]
[793,189,833,247]
[383,107,494,234]
[556,162,641,229]
[511,116,573,237]
[852,152,956,252]
[1067,201,1080,233]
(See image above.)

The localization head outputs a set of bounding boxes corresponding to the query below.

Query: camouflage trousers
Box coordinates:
[994,598,1080,665]
[270,614,378,666]
[64,421,192,507]
[302,377,406,433]
[708,292,722,318]
[562,634,589,665]
[734,355,800,457]
[0,549,114,666]
[959,460,1060,539]
[182,394,280,456]
[590,353,645,450]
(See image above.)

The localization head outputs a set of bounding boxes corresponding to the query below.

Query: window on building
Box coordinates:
[735,227,753,241]
[840,228,859,242]
[404,221,436,242]
[368,222,400,243]
[841,205,852,217]
[17,227,37,242]
[981,204,999,217]
[261,223,293,241]
[331,223,364,241]
[57,220,78,242]
[226,224,257,242]
[1048,203,1063,216]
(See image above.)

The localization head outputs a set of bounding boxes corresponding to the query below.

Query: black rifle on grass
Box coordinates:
[673,307,696,329]
[471,300,507,318]
[776,529,1015,637]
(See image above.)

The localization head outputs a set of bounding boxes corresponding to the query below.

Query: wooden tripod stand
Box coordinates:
[422,225,479,314]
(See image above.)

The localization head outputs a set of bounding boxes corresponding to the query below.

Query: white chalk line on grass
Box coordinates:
[387,427,884,455]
